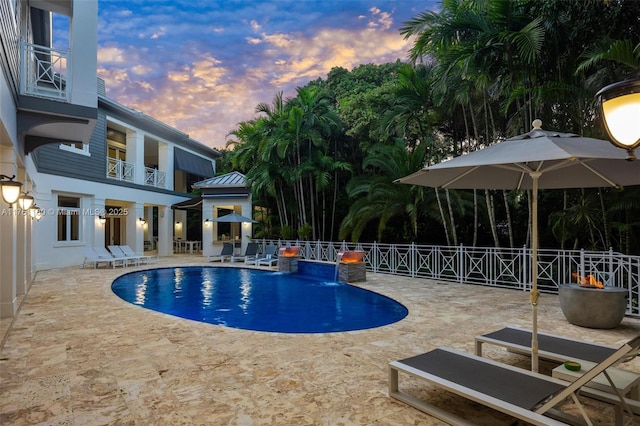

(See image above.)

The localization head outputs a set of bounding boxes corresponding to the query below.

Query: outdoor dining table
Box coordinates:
[175,240,201,253]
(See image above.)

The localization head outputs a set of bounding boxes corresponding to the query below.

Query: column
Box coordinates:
[0,147,17,318]
[158,143,174,191]
[126,202,144,252]
[126,130,145,185]
[202,202,213,257]
[68,0,98,108]
[157,205,172,256]
[93,196,106,249]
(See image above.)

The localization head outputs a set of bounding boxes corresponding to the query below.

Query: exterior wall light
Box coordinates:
[0,174,23,205]
[17,192,34,210]
[29,204,43,221]
[596,78,640,161]
[98,215,106,225]
[138,217,147,225]
[204,218,211,227]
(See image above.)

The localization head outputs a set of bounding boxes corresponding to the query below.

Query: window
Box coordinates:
[57,196,80,242]
[59,142,90,156]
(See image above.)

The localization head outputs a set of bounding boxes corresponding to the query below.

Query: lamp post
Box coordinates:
[596,78,640,161]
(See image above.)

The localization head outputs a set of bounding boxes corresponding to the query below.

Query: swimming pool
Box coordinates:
[111,267,408,333]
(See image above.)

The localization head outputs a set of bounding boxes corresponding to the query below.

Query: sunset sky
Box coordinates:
[65,1,439,149]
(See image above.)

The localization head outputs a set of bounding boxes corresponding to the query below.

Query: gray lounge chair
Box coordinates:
[475,326,621,364]
[389,335,640,426]
[208,242,234,262]
[231,242,259,263]
[255,245,278,267]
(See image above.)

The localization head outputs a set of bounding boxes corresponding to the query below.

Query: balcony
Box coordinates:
[107,159,168,189]
[21,40,69,102]
[106,158,135,183]
[144,167,166,189]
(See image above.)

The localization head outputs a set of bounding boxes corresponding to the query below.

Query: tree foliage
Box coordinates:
[226,0,640,254]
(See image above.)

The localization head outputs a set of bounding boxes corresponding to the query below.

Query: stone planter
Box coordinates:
[558,284,627,329]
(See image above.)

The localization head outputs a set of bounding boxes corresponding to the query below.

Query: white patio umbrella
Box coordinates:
[397,119,640,371]
[212,212,257,223]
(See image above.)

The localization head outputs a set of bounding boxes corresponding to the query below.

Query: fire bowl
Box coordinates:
[339,250,365,264]
[279,246,301,257]
[558,284,627,329]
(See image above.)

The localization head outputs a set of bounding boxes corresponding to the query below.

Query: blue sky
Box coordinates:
[61,1,439,148]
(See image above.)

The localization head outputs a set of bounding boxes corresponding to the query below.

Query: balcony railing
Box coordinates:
[144,167,166,188]
[106,158,134,182]
[21,40,69,101]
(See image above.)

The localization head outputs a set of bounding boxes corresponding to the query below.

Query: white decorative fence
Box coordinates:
[262,239,640,317]
[21,40,69,101]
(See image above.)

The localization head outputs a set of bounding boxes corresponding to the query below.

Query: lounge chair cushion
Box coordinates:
[398,349,565,409]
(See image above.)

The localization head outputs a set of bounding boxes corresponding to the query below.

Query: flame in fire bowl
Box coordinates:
[279,247,301,257]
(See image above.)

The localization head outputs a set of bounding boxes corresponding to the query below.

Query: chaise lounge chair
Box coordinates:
[208,242,234,262]
[108,245,139,266]
[255,245,278,267]
[81,247,115,269]
[231,242,259,263]
[93,246,128,268]
[389,335,640,426]
[120,245,154,264]
[475,326,621,364]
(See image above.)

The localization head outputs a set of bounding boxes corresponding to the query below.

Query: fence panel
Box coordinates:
[262,239,640,317]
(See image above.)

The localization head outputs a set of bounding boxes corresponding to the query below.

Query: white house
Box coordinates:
[0,0,221,320]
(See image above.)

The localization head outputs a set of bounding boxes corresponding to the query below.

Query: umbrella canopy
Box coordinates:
[213,212,257,223]
[397,120,640,372]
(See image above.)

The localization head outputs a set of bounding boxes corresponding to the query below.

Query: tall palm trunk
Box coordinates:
[598,189,610,249]
[435,188,451,246]
[485,190,499,247]
[445,189,458,246]
[473,189,478,246]
[503,190,514,248]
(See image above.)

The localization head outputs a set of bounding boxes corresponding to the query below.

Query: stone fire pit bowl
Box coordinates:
[558,284,627,329]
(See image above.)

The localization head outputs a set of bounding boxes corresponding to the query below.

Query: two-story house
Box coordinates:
[0,0,220,321]
[28,78,220,270]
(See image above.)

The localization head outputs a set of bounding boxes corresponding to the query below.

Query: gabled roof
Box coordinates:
[193,171,246,188]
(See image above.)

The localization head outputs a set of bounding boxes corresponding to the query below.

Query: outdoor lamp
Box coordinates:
[596,78,640,161]
[29,204,43,221]
[0,174,23,205]
[98,215,106,225]
[17,192,34,210]
[138,217,146,225]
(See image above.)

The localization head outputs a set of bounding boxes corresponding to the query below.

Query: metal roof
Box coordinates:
[193,171,246,188]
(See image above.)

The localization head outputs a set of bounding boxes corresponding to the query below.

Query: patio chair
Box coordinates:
[81,247,115,269]
[389,335,640,426]
[93,246,127,268]
[255,245,278,267]
[108,245,139,266]
[208,242,234,262]
[475,326,622,364]
[120,245,154,264]
[231,242,259,263]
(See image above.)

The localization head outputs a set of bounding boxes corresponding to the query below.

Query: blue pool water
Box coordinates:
[111,267,408,333]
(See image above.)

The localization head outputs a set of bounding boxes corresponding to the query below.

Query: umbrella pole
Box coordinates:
[531,174,540,372]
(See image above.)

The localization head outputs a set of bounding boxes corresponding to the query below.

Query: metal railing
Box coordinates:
[21,40,69,101]
[106,158,135,182]
[144,167,166,188]
[262,239,640,317]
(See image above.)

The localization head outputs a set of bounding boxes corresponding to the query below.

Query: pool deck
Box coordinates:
[2,255,640,425]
